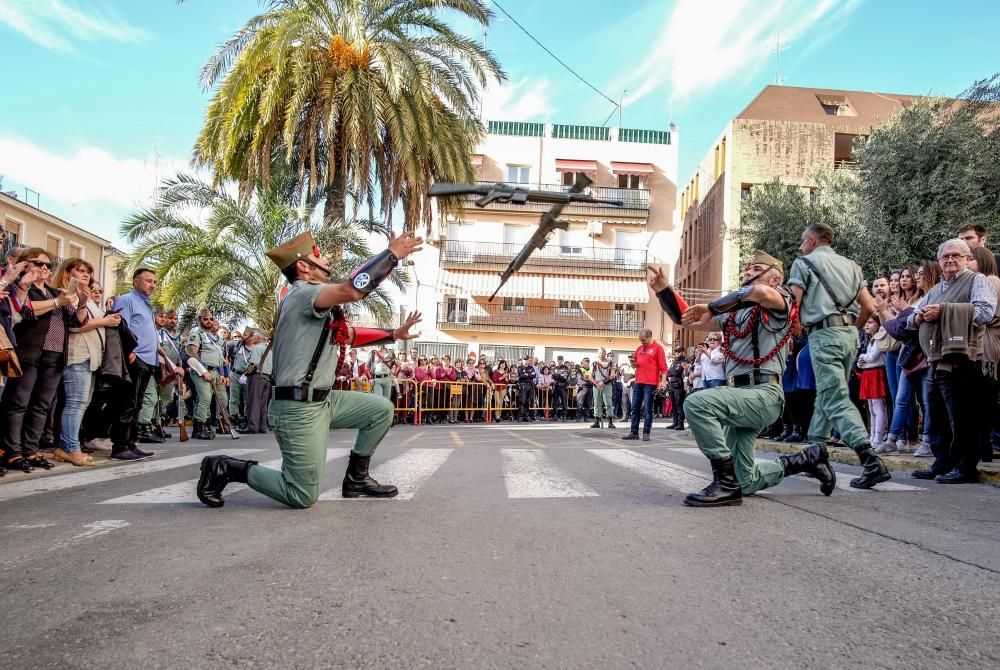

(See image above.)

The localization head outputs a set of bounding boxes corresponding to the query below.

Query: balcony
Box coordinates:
[437,302,646,336]
[439,240,646,277]
[461,181,650,216]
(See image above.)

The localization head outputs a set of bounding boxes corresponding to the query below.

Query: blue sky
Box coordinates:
[0,0,997,248]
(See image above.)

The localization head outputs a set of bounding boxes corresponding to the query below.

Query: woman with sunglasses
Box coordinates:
[0,248,90,472]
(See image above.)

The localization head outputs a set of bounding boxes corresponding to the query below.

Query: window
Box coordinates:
[558,300,582,315]
[617,173,642,189]
[559,227,586,255]
[69,243,84,259]
[741,184,753,200]
[809,189,818,206]
[446,297,468,323]
[507,165,530,185]
[45,234,61,259]
[503,224,532,245]
[816,94,856,117]
[613,303,638,330]
[502,297,525,313]
[561,171,592,188]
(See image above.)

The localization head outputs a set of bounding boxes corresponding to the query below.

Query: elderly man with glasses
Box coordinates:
[904,237,998,484]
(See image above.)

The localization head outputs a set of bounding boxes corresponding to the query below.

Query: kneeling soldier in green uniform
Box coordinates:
[197,230,423,509]
[649,251,836,507]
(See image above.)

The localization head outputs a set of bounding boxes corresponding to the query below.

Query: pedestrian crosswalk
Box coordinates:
[0,446,926,506]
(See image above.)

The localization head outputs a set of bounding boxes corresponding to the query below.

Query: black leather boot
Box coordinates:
[683,458,743,507]
[673,419,685,430]
[607,419,615,429]
[137,423,165,444]
[776,422,793,441]
[780,444,836,496]
[590,418,602,428]
[197,456,257,507]
[850,444,891,489]
[342,452,398,498]
[782,426,803,443]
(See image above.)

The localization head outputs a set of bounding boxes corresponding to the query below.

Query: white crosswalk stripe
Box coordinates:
[99,449,352,504]
[502,449,599,498]
[319,448,453,501]
[587,449,711,491]
[0,449,265,503]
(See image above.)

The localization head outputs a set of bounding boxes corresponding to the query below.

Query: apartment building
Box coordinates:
[407,120,680,364]
[1,191,122,287]
[673,85,916,348]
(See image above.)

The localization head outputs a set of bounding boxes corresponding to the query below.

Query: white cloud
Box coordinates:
[613,0,864,107]
[0,0,148,52]
[480,78,554,121]
[0,134,188,245]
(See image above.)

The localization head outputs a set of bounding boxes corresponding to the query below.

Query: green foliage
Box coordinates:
[736,73,1000,279]
[118,171,408,332]
[192,0,505,234]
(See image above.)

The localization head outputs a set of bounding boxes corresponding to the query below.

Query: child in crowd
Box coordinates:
[858,316,889,449]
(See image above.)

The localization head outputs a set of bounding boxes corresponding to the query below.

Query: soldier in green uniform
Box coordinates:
[650,252,837,506]
[196,230,422,509]
[787,223,890,489]
[186,309,226,440]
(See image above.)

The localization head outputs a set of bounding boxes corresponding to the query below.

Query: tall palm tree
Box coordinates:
[192,0,504,232]
[119,171,407,331]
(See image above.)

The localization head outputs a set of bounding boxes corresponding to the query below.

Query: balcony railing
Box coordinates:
[464,181,650,215]
[439,240,646,275]
[437,302,646,336]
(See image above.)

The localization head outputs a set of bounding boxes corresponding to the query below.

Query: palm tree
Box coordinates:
[119,171,407,331]
[192,0,504,232]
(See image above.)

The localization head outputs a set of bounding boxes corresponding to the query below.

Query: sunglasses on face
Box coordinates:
[30,260,52,269]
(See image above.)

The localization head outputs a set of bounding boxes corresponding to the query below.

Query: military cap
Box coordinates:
[265,231,320,270]
[748,250,782,275]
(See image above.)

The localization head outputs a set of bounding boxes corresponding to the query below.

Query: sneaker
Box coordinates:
[110,449,146,461]
[913,442,933,457]
[131,446,155,458]
[874,441,898,455]
[83,438,112,452]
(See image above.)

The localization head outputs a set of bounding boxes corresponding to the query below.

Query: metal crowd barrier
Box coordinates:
[392,378,419,424]
[416,380,494,425]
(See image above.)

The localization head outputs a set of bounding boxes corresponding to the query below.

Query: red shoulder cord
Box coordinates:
[721,300,800,367]
[326,306,351,374]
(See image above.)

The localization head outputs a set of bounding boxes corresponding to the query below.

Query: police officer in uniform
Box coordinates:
[552,357,570,422]
[197,230,423,508]
[186,309,225,440]
[516,356,536,422]
[787,223,890,489]
[651,252,836,506]
[666,347,687,430]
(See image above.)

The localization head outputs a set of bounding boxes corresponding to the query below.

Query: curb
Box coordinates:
[759,439,1000,488]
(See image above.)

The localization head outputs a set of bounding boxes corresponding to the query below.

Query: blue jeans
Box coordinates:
[704,379,726,389]
[61,361,94,453]
[885,350,899,405]
[887,367,929,442]
[630,383,655,435]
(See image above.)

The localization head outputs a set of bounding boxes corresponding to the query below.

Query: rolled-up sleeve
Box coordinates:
[971,274,998,327]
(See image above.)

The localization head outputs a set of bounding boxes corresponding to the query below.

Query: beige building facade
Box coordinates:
[407,120,680,365]
[673,85,915,347]
[1,192,122,287]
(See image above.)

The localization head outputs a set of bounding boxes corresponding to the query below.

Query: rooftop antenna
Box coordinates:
[769,31,788,85]
[618,88,628,128]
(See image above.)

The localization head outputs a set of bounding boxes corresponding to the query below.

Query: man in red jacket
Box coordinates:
[622,329,667,441]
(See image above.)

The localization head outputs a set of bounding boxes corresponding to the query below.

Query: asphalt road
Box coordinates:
[3,420,999,669]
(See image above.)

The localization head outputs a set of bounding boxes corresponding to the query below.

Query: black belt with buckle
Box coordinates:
[272,386,331,402]
[806,314,855,334]
[374,374,390,379]
[730,373,781,388]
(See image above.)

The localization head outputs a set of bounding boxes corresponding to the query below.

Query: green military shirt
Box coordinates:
[712,287,793,378]
[186,326,225,368]
[787,245,863,326]
[271,280,338,390]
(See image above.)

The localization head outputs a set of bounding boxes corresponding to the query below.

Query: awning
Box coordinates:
[611,161,654,176]
[437,269,543,299]
[543,275,648,302]
[470,154,483,168]
[555,159,598,173]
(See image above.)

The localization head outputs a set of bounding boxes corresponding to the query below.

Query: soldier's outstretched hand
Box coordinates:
[646,266,669,292]
[681,304,713,327]
[392,311,423,341]
[388,230,424,260]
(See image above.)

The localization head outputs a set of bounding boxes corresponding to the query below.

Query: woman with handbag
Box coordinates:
[0,248,90,472]
[52,259,121,466]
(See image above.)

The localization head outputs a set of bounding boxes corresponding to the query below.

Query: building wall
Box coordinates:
[1,193,121,287]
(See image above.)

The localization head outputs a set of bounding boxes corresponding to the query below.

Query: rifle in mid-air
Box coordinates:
[428,174,623,301]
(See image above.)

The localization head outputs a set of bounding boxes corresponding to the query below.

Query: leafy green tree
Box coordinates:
[191,0,505,232]
[118,171,407,331]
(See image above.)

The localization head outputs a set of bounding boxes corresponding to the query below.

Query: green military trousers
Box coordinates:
[247,390,394,509]
[806,327,869,449]
[684,383,786,495]
[138,374,161,424]
[228,378,247,419]
[594,382,613,419]
[371,376,393,400]
[191,370,219,422]
[159,381,182,421]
